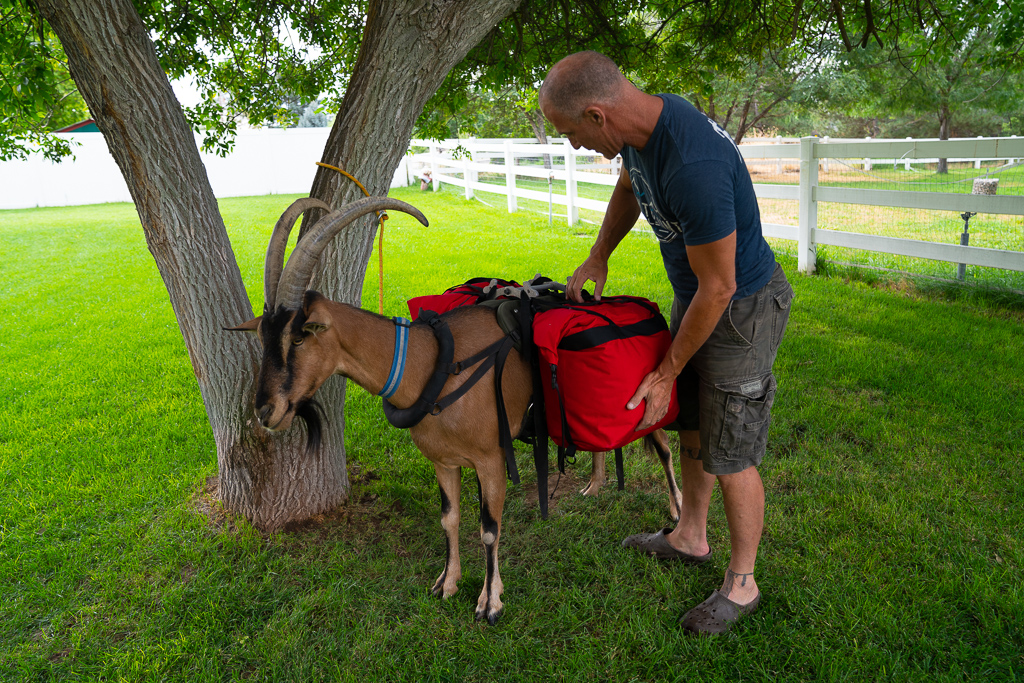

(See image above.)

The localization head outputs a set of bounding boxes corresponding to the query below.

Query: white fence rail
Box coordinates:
[407,136,1024,275]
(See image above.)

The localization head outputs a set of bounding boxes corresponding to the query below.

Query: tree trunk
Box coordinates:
[38,0,346,532]
[528,108,552,169]
[302,0,525,302]
[937,101,951,174]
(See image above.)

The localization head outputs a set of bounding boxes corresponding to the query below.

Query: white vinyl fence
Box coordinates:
[0,128,412,210]
[407,136,1024,275]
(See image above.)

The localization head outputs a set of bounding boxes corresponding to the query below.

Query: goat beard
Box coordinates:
[294,398,326,455]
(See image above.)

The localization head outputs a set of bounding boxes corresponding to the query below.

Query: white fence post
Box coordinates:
[464,138,475,200]
[504,139,517,213]
[432,145,442,191]
[864,136,872,171]
[776,135,783,174]
[565,140,578,225]
[798,137,818,274]
[975,136,984,169]
[905,137,913,171]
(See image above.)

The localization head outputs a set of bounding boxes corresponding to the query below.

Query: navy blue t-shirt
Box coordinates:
[620,94,775,305]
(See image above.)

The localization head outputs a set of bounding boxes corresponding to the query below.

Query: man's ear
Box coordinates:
[584,106,605,127]
[224,316,262,333]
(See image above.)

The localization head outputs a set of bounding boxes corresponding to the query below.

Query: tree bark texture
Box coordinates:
[37,0,347,531]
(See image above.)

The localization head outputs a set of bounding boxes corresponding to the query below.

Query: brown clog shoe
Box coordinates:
[621,528,712,564]
[680,590,761,635]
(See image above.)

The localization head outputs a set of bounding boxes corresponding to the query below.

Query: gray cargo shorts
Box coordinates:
[669,262,794,475]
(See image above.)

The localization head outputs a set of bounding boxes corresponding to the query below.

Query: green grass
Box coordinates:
[2,188,1023,681]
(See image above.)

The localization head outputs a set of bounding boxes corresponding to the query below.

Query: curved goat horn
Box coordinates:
[264,197,332,312]
[276,196,429,310]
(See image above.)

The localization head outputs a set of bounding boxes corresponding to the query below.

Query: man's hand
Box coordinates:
[626,366,676,430]
[566,253,608,303]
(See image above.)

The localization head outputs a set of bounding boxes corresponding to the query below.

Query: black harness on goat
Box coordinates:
[381,310,524,486]
[378,284,631,522]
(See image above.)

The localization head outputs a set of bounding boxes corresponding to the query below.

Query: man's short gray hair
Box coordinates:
[539,51,625,121]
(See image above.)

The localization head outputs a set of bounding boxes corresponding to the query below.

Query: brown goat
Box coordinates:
[230,196,680,624]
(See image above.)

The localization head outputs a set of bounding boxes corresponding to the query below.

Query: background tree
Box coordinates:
[0,0,87,161]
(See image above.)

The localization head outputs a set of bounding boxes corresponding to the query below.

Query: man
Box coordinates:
[418,168,433,191]
[539,51,794,635]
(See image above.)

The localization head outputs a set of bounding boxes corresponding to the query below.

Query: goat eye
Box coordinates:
[292,337,304,346]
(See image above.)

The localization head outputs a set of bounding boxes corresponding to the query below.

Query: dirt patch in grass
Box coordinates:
[190,476,237,532]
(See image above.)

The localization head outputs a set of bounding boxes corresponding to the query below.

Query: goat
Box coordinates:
[229,196,681,624]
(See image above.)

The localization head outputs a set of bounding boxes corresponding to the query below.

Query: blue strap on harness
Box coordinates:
[378,317,411,399]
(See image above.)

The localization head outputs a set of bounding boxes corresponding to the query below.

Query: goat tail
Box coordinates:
[642,429,672,461]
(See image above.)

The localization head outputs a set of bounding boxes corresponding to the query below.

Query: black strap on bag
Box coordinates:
[517,290,550,520]
[615,447,625,491]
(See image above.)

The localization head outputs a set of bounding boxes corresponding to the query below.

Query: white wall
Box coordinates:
[0,128,411,210]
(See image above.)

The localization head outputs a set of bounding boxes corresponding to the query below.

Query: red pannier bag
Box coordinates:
[532,296,679,454]
[407,277,521,318]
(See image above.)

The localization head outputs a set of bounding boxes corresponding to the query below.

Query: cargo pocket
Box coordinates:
[706,374,777,458]
[770,285,794,356]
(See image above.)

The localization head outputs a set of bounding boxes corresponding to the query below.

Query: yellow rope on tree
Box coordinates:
[315,161,389,315]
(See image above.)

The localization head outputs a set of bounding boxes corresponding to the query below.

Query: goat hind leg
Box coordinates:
[474,464,507,625]
[431,464,462,598]
[581,451,608,496]
[651,429,684,522]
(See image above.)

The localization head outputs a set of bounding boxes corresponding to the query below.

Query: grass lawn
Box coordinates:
[1,186,1023,681]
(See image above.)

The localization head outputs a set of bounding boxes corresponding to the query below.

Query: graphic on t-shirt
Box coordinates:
[705,117,744,162]
[627,165,682,243]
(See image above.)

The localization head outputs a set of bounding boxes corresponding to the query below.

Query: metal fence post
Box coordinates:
[504,139,517,213]
[565,139,578,225]
[798,137,818,274]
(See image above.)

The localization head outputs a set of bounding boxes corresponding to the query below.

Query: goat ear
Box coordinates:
[224,316,262,333]
[302,290,324,311]
[302,321,329,335]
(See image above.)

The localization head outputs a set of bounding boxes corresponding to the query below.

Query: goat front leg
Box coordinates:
[431,464,462,599]
[474,462,507,625]
[581,451,608,496]
[651,429,683,522]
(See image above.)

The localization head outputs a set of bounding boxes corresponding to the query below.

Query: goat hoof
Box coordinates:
[475,607,503,625]
[430,572,454,598]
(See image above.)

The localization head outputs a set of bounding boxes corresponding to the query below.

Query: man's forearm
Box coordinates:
[591,179,640,261]
[660,285,733,377]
